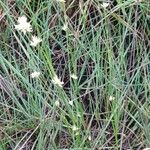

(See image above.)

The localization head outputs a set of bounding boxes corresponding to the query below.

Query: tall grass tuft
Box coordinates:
[0,0,150,149]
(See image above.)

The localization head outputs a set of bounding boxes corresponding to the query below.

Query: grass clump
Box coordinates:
[0,0,150,149]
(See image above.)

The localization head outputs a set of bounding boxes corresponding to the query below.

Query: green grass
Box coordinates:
[0,0,150,149]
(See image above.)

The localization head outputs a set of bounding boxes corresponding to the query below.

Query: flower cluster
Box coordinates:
[15,16,42,47]
[15,15,79,109]
[15,13,79,85]
[15,15,42,78]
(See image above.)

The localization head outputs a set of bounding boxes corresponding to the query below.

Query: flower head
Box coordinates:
[70,74,78,80]
[72,125,79,131]
[15,15,32,34]
[75,132,79,136]
[30,71,40,78]
[77,113,81,118]
[135,0,143,2]
[109,96,115,101]
[88,135,92,141]
[30,36,42,47]
[101,2,109,8]
[55,100,60,107]
[62,24,68,31]
[52,75,64,87]
[57,0,65,3]
[69,100,73,106]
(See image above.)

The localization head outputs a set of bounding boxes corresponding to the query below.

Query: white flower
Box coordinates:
[109,96,115,101]
[30,36,42,47]
[143,148,150,150]
[15,15,32,34]
[75,132,79,136]
[52,75,64,87]
[88,135,92,141]
[70,74,78,80]
[101,2,109,8]
[62,24,68,31]
[72,125,79,131]
[57,0,65,3]
[77,113,81,117]
[55,100,60,107]
[30,71,40,78]
[69,100,73,106]
[135,0,143,2]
